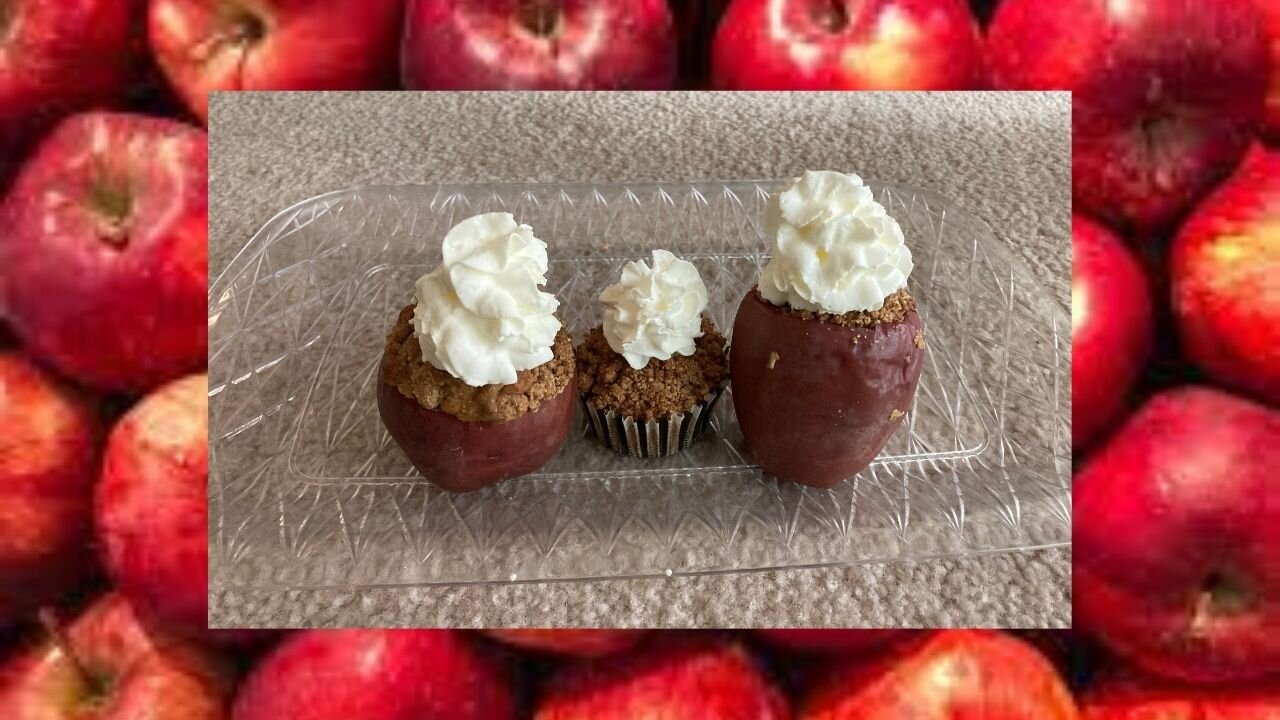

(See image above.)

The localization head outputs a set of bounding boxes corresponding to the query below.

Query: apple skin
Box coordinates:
[987,0,1269,234]
[730,289,924,488]
[377,374,576,492]
[1074,387,1280,684]
[96,374,210,642]
[1082,674,1280,719]
[149,0,404,122]
[232,629,515,720]
[535,634,789,720]
[798,630,1079,719]
[402,0,677,90]
[0,112,207,394]
[0,0,138,158]
[1072,214,1153,450]
[0,353,101,628]
[711,0,985,90]
[755,630,904,654]
[481,629,645,657]
[0,593,230,720]
[1172,145,1280,406]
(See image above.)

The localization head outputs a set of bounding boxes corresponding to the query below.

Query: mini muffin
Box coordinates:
[731,171,925,488]
[377,212,576,492]
[576,250,728,457]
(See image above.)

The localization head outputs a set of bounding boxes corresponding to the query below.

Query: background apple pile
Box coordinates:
[2,0,1280,716]
[1032,0,1280,694]
[5,625,1278,718]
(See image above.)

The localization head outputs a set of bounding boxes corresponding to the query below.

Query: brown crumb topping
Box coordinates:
[766,287,916,327]
[381,305,574,423]
[914,329,926,348]
[576,317,728,422]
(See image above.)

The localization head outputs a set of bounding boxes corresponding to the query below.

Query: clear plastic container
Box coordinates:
[209,180,1070,591]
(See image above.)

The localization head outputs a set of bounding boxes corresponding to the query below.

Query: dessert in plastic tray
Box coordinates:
[208,180,1070,590]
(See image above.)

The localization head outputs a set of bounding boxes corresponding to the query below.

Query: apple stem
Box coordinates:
[1190,570,1251,637]
[229,9,265,44]
[518,0,561,38]
[812,0,849,33]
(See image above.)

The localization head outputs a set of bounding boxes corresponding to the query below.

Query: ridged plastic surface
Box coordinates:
[209,181,1070,589]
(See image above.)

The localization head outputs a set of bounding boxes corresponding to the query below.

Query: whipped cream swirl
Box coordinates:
[413,213,561,387]
[600,249,708,370]
[759,170,913,314]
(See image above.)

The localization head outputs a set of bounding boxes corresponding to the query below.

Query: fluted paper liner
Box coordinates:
[581,384,726,458]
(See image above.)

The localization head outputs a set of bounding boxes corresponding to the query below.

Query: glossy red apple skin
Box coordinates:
[482,629,645,657]
[535,634,789,720]
[233,629,515,720]
[0,353,101,628]
[756,630,904,654]
[149,0,404,122]
[1071,215,1153,450]
[0,0,137,158]
[96,374,209,642]
[730,289,924,488]
[378,374,576,492]
[403,0,677,90]
[0,594,230,720]
[1074,387,1280,683]
[988,0,1269,233]
[0,112,207,394]
[1082,674,1280,719]
[798,630,1078,719]
[1172,145,1280,406]
[711,0,985,90]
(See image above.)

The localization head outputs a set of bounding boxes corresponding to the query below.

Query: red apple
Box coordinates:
[756,630,904,654]
[402,0,677,90]
[1262,0,1280,139]
[377,372,577,492]
[481,629,645,657]
[730,289,924,488]
[1083,674,1280,719]
[149,0,404,123]
[0,352,100,628]
[1173,145,1280,406]
[1075,387,1280,683]
[233,629,515,720]
[1072,214,1153,449]
[0,0,137,158]
[798,630,1078,719]
[0,112,207,394]
[535,634,788,719]
[711,0,985,90]
[988,0,1269,233]
[96,374,209,641]
[0,594,230,720]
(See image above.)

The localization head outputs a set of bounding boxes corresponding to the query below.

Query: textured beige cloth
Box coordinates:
[208,91,1070,628]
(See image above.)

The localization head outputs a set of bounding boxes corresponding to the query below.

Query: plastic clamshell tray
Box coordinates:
[209,180,1070,594]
